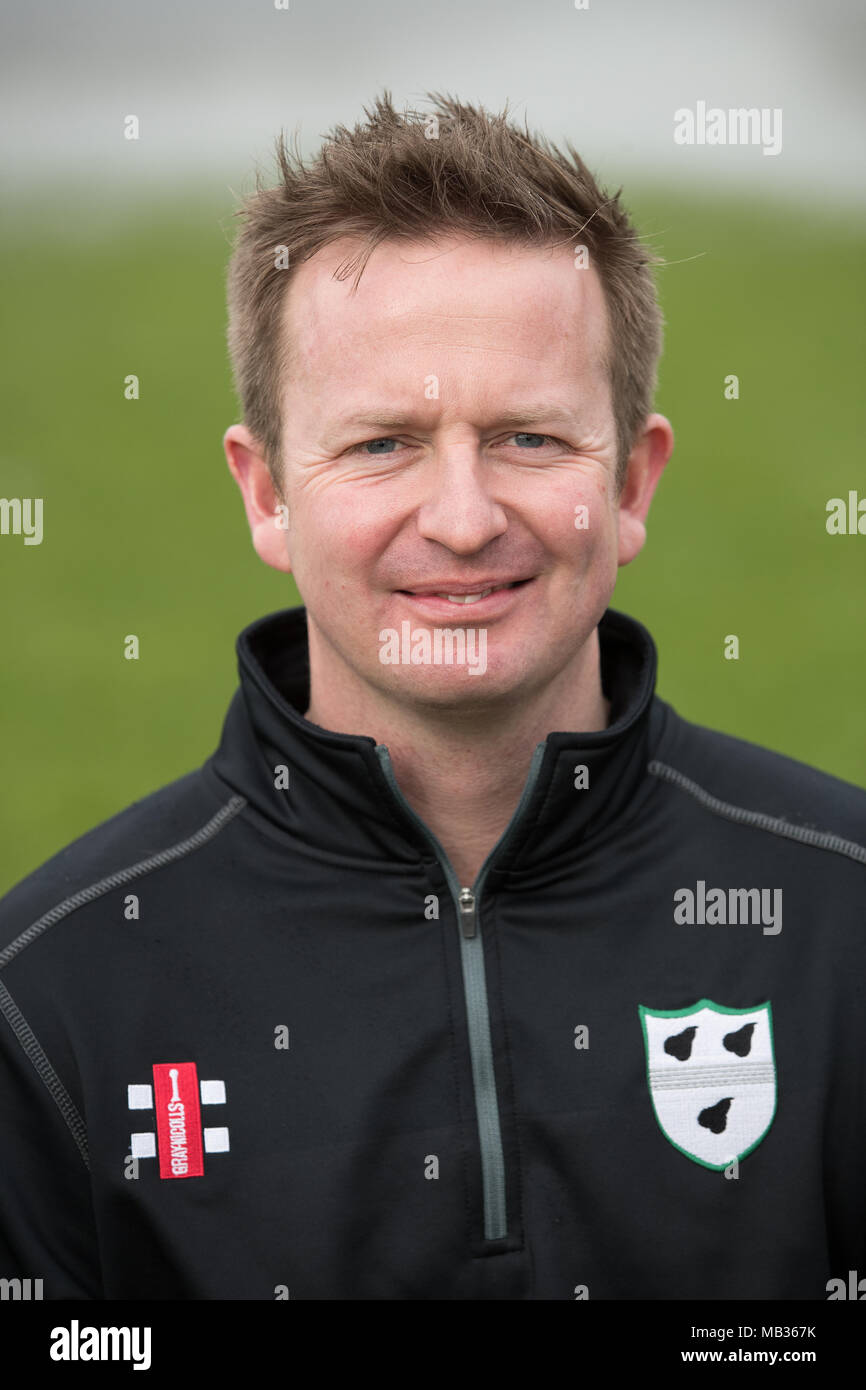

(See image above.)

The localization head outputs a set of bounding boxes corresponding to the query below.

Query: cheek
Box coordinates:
[543,481,616,565]
[290,487,394,587]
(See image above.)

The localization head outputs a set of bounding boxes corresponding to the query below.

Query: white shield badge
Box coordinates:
[639,999,776,1169]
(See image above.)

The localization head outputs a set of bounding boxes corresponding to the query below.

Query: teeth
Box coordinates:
[405,582,521,603]
[437,589,494,604]
[428,582,520,604]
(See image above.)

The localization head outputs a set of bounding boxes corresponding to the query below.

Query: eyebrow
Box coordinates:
[326,405,581,439]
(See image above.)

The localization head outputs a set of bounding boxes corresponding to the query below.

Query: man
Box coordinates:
[1,92,864,1301]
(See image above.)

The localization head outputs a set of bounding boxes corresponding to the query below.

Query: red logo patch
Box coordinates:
[152,1062,204,1180]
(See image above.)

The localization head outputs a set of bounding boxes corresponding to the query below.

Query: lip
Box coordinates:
[399,577,532,596]
[396,577,534,618]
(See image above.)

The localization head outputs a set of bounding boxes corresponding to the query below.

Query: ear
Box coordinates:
[616,413,674,566]
[223,424,292,574]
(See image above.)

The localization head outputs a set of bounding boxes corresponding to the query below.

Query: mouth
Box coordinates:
[397,578,532,606]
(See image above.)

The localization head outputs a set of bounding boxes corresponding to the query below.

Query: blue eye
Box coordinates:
[355,437,399,454]
[512,433,549,448]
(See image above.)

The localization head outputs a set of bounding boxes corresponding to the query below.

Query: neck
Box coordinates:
[304,625,611,887]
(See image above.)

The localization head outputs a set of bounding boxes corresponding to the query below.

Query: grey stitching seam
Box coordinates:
[0,977,91,1171]
[0,794,248,970]
[0,793,247,1173]
[648,760,866,865]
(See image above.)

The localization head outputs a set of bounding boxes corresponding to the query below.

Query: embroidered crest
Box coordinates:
[638,999,776,1169]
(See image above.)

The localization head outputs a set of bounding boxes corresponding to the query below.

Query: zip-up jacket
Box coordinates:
[1,605,864,1300]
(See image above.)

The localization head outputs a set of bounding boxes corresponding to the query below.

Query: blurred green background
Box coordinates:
[1,185,864,897]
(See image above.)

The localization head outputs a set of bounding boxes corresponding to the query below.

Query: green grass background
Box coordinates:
[1,184,864,897]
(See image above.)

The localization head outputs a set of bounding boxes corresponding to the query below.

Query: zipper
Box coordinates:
[457,887,477,938]
[375,741,547,1241]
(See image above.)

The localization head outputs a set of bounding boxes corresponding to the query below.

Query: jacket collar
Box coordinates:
[208,605,666,879]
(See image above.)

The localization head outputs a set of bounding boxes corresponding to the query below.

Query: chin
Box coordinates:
[380,665,526,711]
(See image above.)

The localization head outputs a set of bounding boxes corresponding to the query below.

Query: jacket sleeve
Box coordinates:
[0,978,102,1299]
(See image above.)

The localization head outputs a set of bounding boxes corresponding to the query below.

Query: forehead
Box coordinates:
[279,234,611,387]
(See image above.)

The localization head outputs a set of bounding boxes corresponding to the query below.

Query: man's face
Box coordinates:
[228,233,671,712]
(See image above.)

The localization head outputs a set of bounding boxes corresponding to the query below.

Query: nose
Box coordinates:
[415,445,508,554]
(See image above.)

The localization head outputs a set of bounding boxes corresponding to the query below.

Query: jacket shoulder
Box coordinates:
[0,768,245,951]
[652,700,866,857]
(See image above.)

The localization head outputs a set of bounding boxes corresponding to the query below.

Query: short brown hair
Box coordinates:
[226,90,663,494]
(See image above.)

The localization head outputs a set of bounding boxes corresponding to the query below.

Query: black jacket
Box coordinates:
[1,605,864,1300]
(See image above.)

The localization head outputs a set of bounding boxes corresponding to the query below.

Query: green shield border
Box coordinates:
[638,998,776,1171]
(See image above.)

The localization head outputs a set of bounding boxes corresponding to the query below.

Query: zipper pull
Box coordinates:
[458,887,477,939]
